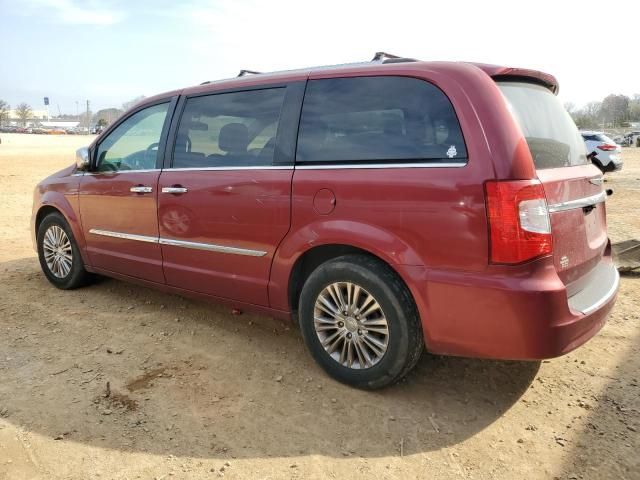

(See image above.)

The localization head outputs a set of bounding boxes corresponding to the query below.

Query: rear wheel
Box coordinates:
[298,254,423,389]
[37,212,90,289]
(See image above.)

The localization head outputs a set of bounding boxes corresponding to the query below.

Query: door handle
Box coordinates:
[130,185,153,193]
[162,186,189,194]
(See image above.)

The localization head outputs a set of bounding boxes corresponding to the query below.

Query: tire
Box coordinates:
[591,159,606,174]
[37,212,90,289]
[298,254,424,389]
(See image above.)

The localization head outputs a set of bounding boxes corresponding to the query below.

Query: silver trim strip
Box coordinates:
[159,238,266,256]
[88,229,266,257]
[166,166,293,172]
[588,177,604,186]
[548,191,607,213]
[295,162,466,170]
[84,169,161,176]
[89,229,159,243]
[580,268,620,315]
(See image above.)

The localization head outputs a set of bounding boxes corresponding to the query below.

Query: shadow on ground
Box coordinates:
[0,257,539,459]
[558,275,640,479]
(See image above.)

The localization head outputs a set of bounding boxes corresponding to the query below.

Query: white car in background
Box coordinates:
[580,131,623,173]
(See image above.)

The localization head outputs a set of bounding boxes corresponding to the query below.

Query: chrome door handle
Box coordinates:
[162,186,188,194]
[130,185,153,193]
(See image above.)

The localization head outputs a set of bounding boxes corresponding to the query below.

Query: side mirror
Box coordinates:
[76,147,90,171]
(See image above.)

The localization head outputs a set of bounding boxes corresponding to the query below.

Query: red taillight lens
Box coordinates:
[485,180,553,264]
[597,144,617,151]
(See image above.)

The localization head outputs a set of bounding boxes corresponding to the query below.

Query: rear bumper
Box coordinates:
[398,253,618,360]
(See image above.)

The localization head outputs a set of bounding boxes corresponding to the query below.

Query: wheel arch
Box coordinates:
[35,194,90,265]
[283,243,420,324]
[269,220,425,314]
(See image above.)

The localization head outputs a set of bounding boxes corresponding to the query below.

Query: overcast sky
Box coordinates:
[0,0,638,113]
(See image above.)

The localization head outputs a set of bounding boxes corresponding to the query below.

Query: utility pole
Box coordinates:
[86,100,90,133]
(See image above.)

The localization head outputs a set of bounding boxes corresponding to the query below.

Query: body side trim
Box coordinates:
[88,228,267,257]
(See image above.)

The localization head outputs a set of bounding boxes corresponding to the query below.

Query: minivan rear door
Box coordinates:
[498,82,608,290]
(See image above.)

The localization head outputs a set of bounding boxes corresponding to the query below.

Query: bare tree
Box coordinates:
[0,99,9,126]
[15,103,33,126]
[601,94,629,127]
[564,102,576,115]
[122,96,146,111]
[584,101,602,119]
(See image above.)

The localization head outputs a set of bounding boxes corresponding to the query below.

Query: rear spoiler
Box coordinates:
[469,63,559,95]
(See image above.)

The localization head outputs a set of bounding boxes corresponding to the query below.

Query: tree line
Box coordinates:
[0,96,146,127]
[565,94,640,130]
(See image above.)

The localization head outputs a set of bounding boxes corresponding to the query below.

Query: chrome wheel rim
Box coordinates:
[314,282,389,369]
[42,225,73,278]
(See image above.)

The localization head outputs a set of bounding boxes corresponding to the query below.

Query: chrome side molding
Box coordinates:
[158,238,266,256]
[88,229,266,257]
[89,229,159,244]
[548,191,607,213]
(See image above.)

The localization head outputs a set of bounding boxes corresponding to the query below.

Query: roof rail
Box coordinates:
[371,51,418,64]
[238,69,262,77]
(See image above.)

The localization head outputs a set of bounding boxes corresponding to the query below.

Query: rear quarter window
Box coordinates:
[498,82,588,169]
[296,76,467,165]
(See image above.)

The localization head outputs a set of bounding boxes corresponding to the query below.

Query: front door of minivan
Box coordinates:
[79,99,175,283]
[157,84,302,306]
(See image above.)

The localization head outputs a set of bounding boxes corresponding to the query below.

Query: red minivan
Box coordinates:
[32,54,619,388]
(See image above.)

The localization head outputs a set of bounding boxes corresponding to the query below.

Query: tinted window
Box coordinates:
[582,134,599,141]
[172,88,286,169]
[296,77,467,164]
[498,82,588,169]
[96,103,169,172]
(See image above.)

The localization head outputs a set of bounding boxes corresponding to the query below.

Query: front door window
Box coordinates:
[96,103,170,172]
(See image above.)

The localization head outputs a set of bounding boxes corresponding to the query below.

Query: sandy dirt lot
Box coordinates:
[0,133,638,480]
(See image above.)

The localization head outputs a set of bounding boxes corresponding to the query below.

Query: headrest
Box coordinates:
[219,123,249,153]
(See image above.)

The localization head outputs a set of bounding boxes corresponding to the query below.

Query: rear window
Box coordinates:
[582,133,613,143]
[498,82,588,169]
[296,76,467,165]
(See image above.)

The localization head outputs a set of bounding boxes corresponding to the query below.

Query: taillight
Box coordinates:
[485,180,552,264]
[597,144,617,151]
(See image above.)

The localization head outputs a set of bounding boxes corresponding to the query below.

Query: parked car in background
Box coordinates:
[581,131,623,172]
[31,54,619,389]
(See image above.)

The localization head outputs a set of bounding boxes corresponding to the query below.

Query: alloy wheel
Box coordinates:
[42,225,73,278]
[313,282,389,369]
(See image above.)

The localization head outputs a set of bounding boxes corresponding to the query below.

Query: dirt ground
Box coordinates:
[0,133,638,480]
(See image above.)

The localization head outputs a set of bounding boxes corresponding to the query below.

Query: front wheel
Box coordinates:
[298,254,424,389]
[37,212,90,289]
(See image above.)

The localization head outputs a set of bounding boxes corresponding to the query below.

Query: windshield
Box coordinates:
[498,82,588,169]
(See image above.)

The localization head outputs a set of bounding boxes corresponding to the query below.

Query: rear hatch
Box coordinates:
[498,82,608,294]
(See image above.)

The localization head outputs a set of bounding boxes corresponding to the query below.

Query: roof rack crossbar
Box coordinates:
[371,52,418,64]
[238,69,262,77]
[372,51,401,62]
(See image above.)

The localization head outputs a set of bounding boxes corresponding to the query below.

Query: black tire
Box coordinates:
[591,158,606,174]
[37,212,90,289]
[298,254,424,389]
